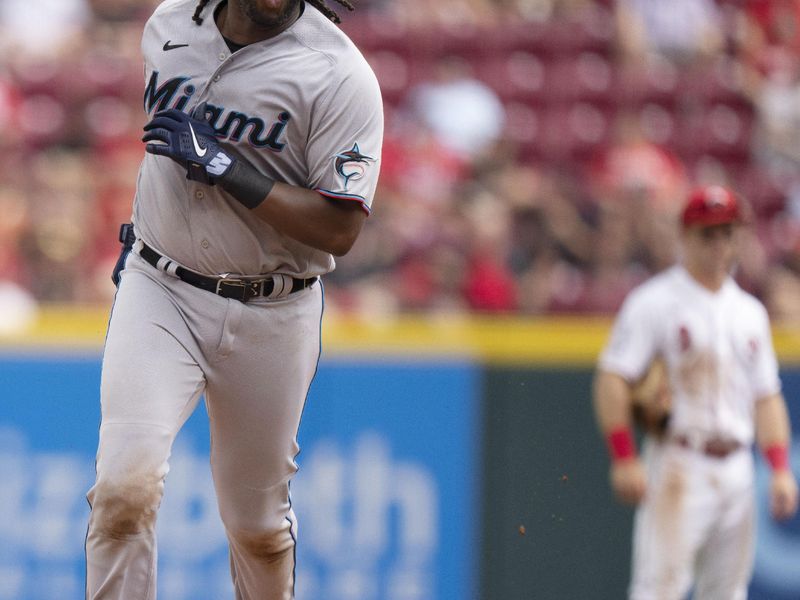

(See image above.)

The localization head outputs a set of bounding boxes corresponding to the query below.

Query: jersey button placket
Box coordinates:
[195,190,205,200]
[710,306,725,428]
[201,240,210,249]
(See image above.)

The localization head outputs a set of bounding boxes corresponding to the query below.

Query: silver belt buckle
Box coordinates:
[215,273,266,301]
[215,273,243,295]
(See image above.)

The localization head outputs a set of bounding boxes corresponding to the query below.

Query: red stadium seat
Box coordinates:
[674,103,754,167]
[734,166,787,218]
[546,53,614,104]
[340,13,412,53]
[677,57,751,107]
[490,20,566,57]
[475,52,546,102]
[614,58,681,108]
[535,103,612,164]
[503,101,540,146]
[364,50,411,104]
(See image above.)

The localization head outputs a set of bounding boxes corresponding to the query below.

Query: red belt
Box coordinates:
[671,435,744,459]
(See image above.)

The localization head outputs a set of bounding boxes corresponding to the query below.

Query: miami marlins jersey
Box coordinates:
[134,0,383,277]
[599,265,781,445]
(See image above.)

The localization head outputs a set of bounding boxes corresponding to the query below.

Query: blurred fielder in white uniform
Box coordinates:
[593,185,798,600]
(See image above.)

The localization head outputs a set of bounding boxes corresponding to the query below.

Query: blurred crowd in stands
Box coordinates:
[2,0,800,321]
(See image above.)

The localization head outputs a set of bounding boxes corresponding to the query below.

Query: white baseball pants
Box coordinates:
[629,439,755,600]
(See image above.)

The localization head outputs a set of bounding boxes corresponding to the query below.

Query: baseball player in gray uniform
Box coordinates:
[84,1,382,598]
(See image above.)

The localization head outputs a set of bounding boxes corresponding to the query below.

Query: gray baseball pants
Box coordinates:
[85,250,323,599]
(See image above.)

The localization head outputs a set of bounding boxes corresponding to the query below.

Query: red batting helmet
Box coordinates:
[681,185,742,228]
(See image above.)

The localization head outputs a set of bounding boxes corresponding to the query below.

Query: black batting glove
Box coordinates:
[142,103,234,184]
[142,103,274,208]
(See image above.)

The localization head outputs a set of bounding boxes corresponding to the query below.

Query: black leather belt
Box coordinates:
[138,241,317,303]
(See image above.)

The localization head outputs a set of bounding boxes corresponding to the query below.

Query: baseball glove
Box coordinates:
[631,358,671,437]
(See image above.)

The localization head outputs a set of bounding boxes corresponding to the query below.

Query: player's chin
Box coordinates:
[242,0,301,27]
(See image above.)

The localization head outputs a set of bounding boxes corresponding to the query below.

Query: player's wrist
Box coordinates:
[216,159,275,209]
[764,444,790,472]
[607,426,637,462]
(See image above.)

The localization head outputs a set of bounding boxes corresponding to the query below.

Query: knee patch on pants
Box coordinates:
[228,525,295,562]
[88,476,163,538]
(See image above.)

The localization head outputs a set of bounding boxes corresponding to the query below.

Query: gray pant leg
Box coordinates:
[205,285,323,600]
[86,265,206,600]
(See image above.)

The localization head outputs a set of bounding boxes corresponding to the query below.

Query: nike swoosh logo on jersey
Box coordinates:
[163,41,189,51]
[188,123,207,157]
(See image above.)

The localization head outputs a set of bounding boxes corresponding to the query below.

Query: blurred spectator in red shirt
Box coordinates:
[588,112,688,213]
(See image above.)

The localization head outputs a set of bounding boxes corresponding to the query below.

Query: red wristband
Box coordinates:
[764,445,790,472]
[607,427,636,462]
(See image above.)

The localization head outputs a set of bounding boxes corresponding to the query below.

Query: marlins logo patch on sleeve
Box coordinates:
[334,143,374,190]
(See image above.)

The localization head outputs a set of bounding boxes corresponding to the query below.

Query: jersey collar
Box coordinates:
[675,264,735,300]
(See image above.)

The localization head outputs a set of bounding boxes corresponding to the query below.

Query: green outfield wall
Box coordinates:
[479,368,631,599]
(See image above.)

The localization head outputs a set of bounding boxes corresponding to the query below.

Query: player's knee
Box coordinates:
[88,475,163,537]
[228,525,295,562]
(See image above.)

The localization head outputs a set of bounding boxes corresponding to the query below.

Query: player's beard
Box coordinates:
[239,0,302,29]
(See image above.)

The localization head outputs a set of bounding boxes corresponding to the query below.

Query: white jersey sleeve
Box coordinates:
[306,62,383,213]
[599,286,661,382]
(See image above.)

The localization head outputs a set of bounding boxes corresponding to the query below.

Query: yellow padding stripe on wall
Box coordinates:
[324,315,612,365]
[4,306,800,366]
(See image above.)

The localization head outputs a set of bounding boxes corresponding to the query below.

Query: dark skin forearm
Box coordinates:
[145,103,369,254]
[251,183,367,256]
[208,138,368,255]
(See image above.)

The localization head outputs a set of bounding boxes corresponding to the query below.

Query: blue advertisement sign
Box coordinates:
[0,354,480,600]
[750,370,800,600]
[3,351,798,600]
